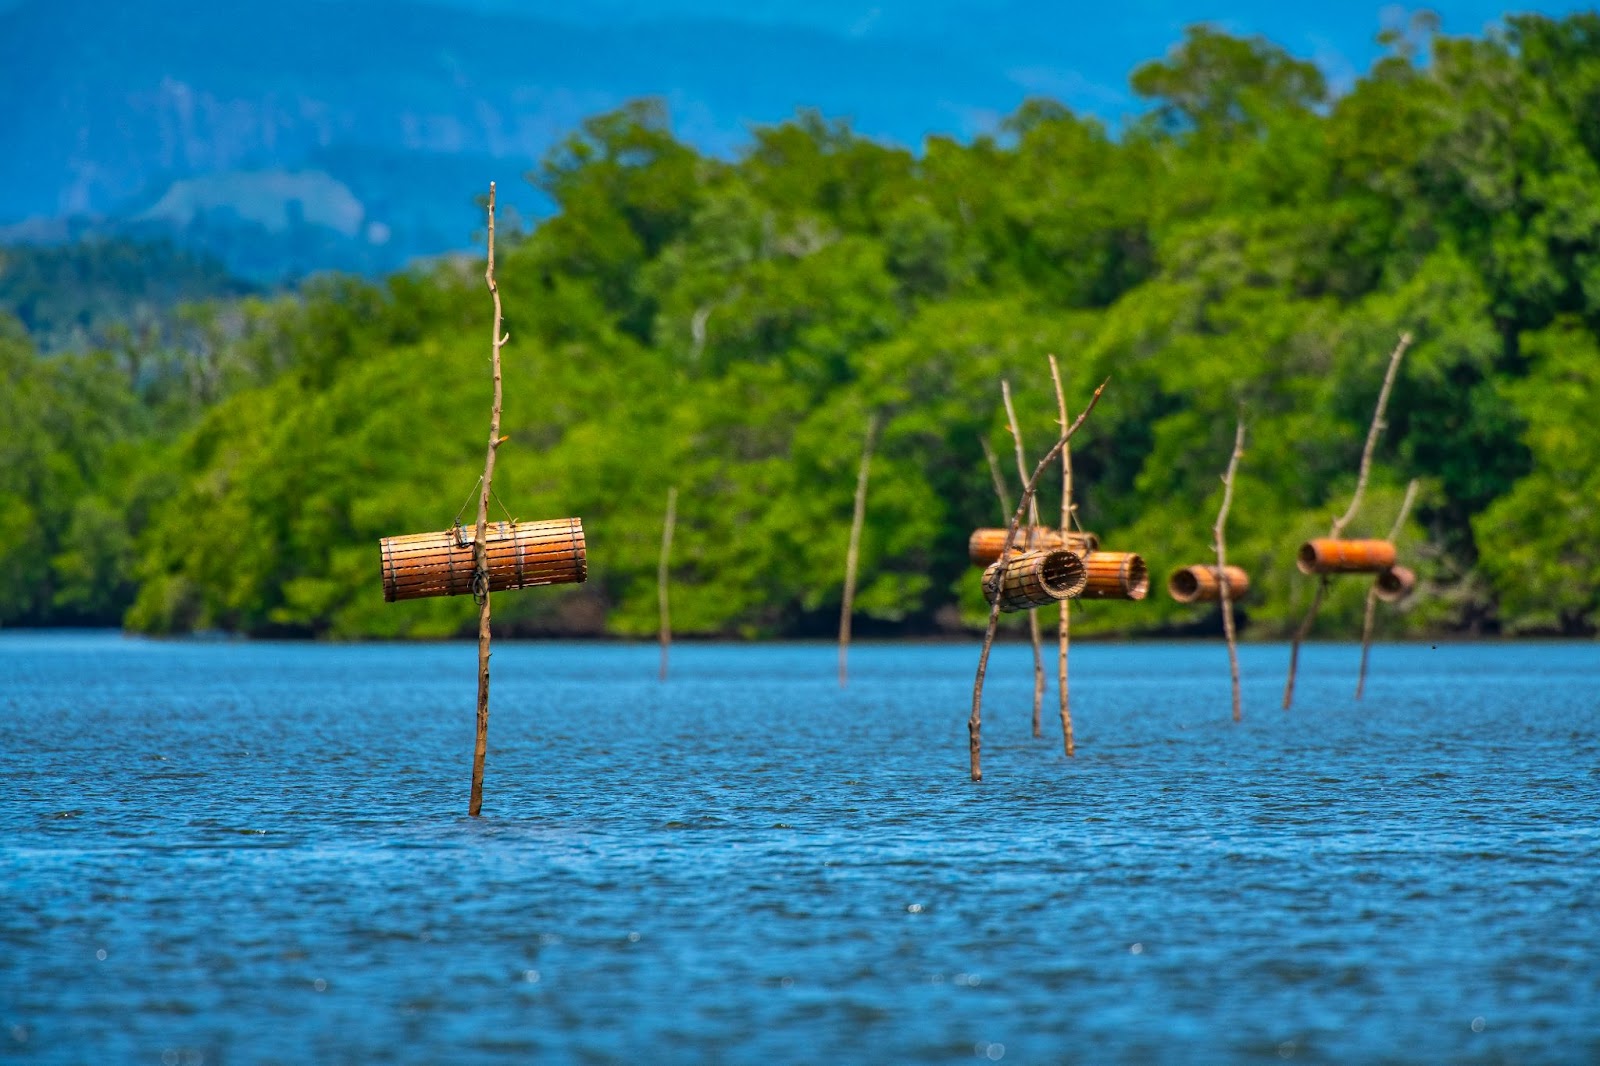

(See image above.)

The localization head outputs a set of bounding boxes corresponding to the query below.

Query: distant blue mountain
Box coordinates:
[0,0,1582,280]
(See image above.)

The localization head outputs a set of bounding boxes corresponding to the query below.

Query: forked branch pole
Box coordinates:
[659,486,677,682]
[1356,478,1418,700]
[1001,380,1046,738]
[1331,332,1412,540]
[1282,331,1411,711]
[970,378,1108,782]
[1214,417,1246,723]
[839,413,880,687]
[1047,355,1074,757]
[470,181,509,818]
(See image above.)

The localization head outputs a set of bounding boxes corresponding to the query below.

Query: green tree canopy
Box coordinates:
[7,16,1600,639]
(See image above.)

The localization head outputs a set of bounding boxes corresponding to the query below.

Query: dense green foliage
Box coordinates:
[0,238,252,351]
[7,16,1600,639]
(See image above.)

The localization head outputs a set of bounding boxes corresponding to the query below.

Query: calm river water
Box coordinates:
[2,633,1597,1063]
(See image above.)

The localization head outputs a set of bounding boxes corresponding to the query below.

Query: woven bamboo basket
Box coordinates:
[968,527,1100,567]
[981,549,1088,612]
[1079,551,1149,600]
[1374,565,1416,603]
[380,519,586,602]
[1296,538,1396,575]
[1167,564,1251,604]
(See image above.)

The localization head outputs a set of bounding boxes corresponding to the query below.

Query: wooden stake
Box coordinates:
[469,181,509,818]
[971,378,1108,782]
[839,412,880,687]
[980,437,1012,520]
[1001,381,1046,738]
[1283,331,1411,711]
[1047,355,1074,756]
[1214,416,1246,723]
[1355,478,1418,700]
[658,486,677,682]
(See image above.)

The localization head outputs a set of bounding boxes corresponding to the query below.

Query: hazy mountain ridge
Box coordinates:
[0,0,1032,278]
[0,0,1562,281]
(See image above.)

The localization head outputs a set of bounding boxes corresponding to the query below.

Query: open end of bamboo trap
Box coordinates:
[1374,565,1416,603]
[982,549,1088,612]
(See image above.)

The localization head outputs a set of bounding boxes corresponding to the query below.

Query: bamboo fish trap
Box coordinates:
[1079,552,1149,600]
[982,549,1088,612]
[968,527,1099,567]
[1167,564,1250,604]
[1296,538,1397,575]
[380,519,587,602]
[1374,565,1416,603]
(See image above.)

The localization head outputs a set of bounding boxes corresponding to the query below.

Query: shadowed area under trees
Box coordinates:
[5,15,1600,640]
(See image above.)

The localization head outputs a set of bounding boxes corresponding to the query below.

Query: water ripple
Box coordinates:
[1,634,1598,1063]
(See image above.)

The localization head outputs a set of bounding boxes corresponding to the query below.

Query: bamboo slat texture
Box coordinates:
[1296,538,1397,575]
[968,527,1100,567]
[1374,565,1416,603]
[1079,552,1149,600]
[982,550,1088,612]
[380,519,587,602]
[1167,564,1251,604]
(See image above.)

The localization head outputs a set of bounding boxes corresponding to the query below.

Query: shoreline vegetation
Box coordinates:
[7,16,1600,642]
[0,626,1562,646]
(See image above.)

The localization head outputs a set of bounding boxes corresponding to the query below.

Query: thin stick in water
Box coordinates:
[839,413,880,687]
[980,437,1012,520]
[971,378,1108,782]
[1214,416,1246,723]
[658,486,677,682]
[1001,380,1046,738]
[1355,478,1418,700]
[1283,331,1411,711]
[1047,354,1074,756]
[470,181,509,818]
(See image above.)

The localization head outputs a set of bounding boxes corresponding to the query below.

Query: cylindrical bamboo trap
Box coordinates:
[380,519,587,602]
[982,549,1088,613]
[1079,552,1149,600]
[968,527,1099,567]
[1374,565,1416,604]
[1296,538,1397,575]
[1167,564,1251,604]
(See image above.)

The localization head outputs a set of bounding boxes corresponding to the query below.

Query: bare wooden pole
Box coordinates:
[971,378,1108,782]
[981,437,1013,520]
[469,181,509,818]
[1214,416,1246,723]
[1283,331,1411,711]
[1001,381,1046,738]
[982,432,1040,732]
[1047,355,1074,756]
[839,413,880,687]
[1356,477,1419,700]
[1329,334,1413,542]
[658,486,678,682]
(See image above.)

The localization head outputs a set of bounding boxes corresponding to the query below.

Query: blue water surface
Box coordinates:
[2,633,1597,1063]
